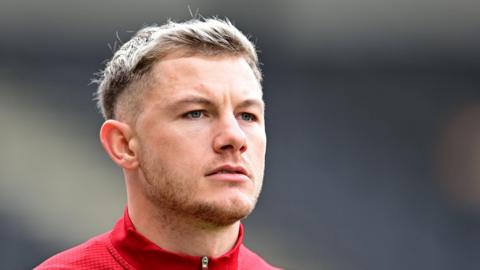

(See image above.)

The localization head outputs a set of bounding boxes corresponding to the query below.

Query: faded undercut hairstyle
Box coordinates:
[93,17,262,121]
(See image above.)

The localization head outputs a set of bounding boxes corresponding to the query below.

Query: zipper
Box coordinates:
[201,256,209,269]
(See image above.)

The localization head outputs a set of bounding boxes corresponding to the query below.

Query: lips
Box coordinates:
[206,165,249,177]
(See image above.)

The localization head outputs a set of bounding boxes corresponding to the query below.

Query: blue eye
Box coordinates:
[240,113,256,121]
[185,111,204,119]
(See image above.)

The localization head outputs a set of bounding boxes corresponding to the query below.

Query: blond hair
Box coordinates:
[94,18,262,120]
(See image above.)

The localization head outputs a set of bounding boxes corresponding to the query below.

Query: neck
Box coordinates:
[127,192,240,258]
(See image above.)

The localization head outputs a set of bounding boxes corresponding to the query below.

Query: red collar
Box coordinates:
[109,208,243,270]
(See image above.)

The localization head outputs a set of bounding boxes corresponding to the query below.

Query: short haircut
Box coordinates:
[93,17,262,121]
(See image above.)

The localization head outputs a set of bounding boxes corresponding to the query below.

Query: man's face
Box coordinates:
[132,54,266,226]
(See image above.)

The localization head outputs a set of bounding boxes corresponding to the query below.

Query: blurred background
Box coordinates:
[1,0,480,269]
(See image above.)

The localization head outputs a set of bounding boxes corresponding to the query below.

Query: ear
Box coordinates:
[100,120,139,169]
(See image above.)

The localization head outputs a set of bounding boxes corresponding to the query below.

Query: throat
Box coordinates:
[129,201,241,257]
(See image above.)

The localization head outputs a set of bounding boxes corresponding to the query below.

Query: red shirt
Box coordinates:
[35,209,281,270]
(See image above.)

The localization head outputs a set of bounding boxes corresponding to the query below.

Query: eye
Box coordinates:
[240,112,256,122]
[184,110,205,119]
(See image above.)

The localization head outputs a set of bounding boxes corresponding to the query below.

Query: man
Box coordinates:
[35,17,281,270]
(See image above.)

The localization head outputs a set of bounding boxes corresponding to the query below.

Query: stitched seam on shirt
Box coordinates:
[106,237,136,270]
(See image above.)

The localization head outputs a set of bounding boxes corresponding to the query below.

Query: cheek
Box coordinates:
[247,130,267,172]
[146,128,210,167]
[248,128,267,155]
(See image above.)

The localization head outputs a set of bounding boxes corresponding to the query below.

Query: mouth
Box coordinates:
[206,165,250,181]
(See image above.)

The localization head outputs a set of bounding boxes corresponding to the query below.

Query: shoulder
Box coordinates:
[34,232,122,270]
[239,245,283,270]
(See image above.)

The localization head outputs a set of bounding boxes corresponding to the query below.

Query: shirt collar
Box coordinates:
[110,208,243,270]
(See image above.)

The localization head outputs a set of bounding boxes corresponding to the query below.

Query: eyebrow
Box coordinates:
[237,99,265,111]
[167,96,213,111]
[167,95,265,110]
[168,96,214,108]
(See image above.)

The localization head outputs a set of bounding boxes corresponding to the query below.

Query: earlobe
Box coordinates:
[100,120,139,169]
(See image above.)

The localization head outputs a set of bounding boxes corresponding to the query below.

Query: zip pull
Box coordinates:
[201,256,209,269]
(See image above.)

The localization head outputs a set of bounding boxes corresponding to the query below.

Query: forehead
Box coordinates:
[145,54,262,102]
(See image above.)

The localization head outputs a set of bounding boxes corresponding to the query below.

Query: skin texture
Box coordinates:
[100,54,266,257]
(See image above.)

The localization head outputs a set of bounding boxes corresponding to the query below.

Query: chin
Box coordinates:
[192,195,256,226]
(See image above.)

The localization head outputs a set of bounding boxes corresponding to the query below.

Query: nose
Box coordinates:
[213,115,248,154]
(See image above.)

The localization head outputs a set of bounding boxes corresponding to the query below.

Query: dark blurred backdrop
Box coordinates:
[1,1,480,269]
